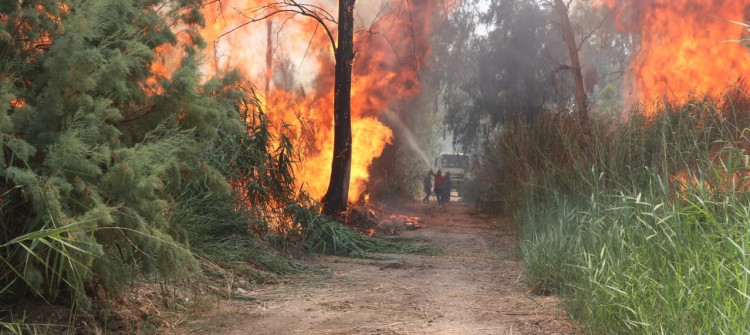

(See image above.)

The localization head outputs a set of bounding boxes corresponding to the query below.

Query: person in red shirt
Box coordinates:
[432,170,446,205]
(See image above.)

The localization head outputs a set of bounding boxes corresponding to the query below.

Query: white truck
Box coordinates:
[433,153,472,198]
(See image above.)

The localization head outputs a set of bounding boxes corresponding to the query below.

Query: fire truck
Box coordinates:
[433,153,472,197]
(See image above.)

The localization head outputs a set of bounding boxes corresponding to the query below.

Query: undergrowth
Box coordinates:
[481,92,750,334]
[287,202,434,257]
[0,1,429,333]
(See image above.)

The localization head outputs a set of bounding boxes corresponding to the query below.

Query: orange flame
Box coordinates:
[11,98,25,109]
[197,0,446,202]
[141,45,175,96]
[597,0,750,111]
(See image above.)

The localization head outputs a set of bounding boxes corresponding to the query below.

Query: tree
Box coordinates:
[0,0,247,305]
[321,0,356,215]
[567,0,633,116]
[431,0,567,149]
[213,0,356,215]
[550,0,590,137]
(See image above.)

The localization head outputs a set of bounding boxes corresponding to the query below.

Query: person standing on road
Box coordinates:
[422,170,433,202]
[443,172,452,204]
[432,170,445,205]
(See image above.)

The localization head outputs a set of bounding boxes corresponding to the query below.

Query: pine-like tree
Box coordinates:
[0,0,251,306]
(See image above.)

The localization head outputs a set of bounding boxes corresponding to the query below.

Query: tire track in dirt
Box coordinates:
[168,202,579,334]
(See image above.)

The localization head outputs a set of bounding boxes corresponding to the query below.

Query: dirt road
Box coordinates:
[170,201,578,334]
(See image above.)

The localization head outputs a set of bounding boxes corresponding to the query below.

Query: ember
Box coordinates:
[378,214,422,235]
[345,204,422,236]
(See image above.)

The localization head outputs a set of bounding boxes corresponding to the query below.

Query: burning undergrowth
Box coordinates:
[284,201,432,257]
[344,202,423,236]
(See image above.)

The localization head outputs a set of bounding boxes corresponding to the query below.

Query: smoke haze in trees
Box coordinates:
[429,0,630,149]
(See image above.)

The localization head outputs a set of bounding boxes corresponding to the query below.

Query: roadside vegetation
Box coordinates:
[0,1,428,333]
[474,92,750,333]
[7,0,749,333]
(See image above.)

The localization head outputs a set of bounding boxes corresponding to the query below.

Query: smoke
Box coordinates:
[383,110,432,169]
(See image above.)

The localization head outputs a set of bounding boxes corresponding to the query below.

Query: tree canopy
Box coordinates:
[429,0,630,150]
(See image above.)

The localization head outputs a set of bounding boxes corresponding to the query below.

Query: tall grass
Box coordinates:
[484,93,750,333]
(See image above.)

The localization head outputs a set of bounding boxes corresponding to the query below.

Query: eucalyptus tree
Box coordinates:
[549,0,590,137]
[321,0,357,215]
[431,0,566,149]
[431,0,631,149]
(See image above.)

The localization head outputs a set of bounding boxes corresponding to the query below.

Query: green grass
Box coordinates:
[485,93,750,334]
[521,183,750,334]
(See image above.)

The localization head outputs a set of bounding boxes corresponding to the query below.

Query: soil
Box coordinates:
[163,200,580,335]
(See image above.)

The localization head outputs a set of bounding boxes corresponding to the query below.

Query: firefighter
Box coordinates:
[432,170,445,205]
[422,170,433,202]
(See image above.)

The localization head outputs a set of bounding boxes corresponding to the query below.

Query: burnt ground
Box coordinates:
[163,200,579,335]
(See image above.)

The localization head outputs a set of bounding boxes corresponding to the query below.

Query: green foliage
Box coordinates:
[431,0,571,149]
[170,94,300,274]
[594,83,624,116]
[1,318,66,335]
[484,93,750,333]
[223,97,297,234]
[0,0,248,309]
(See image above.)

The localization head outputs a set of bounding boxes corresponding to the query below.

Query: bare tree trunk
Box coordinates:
[553,0,590,137]
[265,20,273,96]
[322,0,355,215]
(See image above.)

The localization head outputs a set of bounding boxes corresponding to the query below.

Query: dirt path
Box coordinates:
[169,201,578,334]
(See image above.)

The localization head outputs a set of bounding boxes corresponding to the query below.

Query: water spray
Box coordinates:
[383,110,432,170]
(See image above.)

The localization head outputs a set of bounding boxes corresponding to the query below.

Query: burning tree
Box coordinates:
[204,0,357,215]
[322,0,356,215]
[200,0,444,215]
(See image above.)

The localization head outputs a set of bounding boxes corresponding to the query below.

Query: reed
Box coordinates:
[488,92,750,333]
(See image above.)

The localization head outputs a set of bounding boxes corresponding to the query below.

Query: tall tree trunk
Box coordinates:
[322,0,355,215]
[265,20,273,96]
[553,0,590,137]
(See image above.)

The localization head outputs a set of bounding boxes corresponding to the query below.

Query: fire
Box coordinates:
[344,202,422,236]
[11,98,25,109]
[142,45,175,96]
[597,0,750,110]
[196,0,445,202]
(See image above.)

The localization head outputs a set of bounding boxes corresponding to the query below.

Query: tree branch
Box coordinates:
[404,0,421,81]
[210,1,338,52]
[352,0,422,80]
[577,11,610,51]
